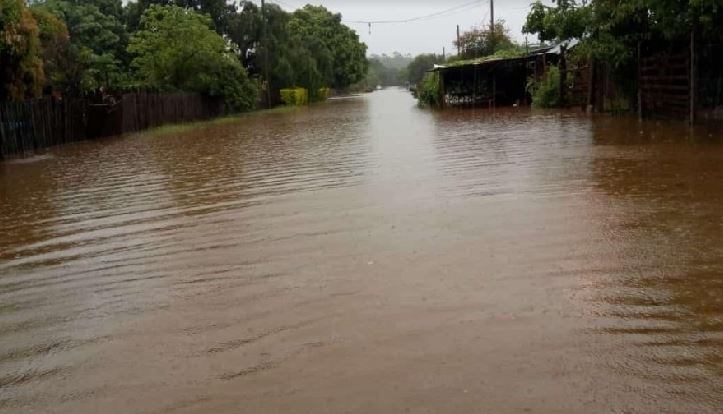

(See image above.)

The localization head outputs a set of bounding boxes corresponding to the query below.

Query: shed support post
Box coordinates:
[587,56,595,113]
[473,66,477,107]
[690,29,696,125]
[438,71,446,108]
[637,41,642,121]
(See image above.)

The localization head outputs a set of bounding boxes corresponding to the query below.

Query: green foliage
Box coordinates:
[364,58,403,88]
[317,87,330,101]
[417,72,441,107]
[523,0,589,42]
[455,21,515,59]
[30,7,69,92]
[33,0,127,94]
[225,2,367,100]
[370,52,412,70]
[0,0,45,100]
[280,87,308,106]
[4,0,367,111]
[127,0,236,33]
[527,65,562,108]
[405,53,445,88]
[446,47,526,67]
[289,5,368,90]
[128,5,257,111]
[525,0,723,71]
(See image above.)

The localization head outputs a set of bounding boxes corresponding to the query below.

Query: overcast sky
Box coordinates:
[272,0,548,55]
[124,1,550,56]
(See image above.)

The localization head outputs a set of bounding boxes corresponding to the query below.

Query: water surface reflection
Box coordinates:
[0,89,721,413]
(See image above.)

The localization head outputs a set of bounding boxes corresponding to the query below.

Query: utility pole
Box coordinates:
[261,0,272,109]
[489,0,495,53]
[456,25,460,56]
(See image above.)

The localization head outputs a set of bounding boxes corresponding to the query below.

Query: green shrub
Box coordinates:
[417,72,441,107]
[527,65,561,108]
[316,87,331,101]
[280,87,308,106]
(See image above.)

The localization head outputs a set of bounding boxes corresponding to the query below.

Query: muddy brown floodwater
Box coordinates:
[1,89,722,413]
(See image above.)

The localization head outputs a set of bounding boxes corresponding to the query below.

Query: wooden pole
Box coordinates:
[457,25,460,56]
[637,41,642,120]
[438,71,446,108]
[473,66,477,107]
[493,73,496,109]
[559,45,567,107]
[490,0,495,51]
[690,29,695,125]
[261,0,272,109]
[587,56,595,113]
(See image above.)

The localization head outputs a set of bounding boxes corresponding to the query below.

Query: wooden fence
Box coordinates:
[119,92,224,134]
[640,51,691,119]
[0,92,224,160]
[0,98,87,159]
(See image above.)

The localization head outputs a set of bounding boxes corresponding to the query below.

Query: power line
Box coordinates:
[269,0,299,10]
[344,0,484,25]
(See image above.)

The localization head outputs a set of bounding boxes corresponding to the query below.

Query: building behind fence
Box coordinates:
[0,92,224,160]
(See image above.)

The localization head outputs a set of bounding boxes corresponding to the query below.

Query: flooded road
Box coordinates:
[1,88,722,413]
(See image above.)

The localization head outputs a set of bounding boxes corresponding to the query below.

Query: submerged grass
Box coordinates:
[133,105,303,138]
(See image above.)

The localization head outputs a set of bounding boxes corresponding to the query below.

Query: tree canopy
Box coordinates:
[128,4,256,111]
[31,0,127,94]
[1,1,369,109]
[455,21,515,60]
[0,0,45,100]
[405,54,446,87]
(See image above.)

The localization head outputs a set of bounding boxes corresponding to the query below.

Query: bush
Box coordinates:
[528,65,561,108]
[205,59,258,112]
[280,87,308,106]
[417,72,441,107]
[317,87,330,101]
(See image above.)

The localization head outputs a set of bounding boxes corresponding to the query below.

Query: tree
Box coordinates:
[127,0,237,34]
[455,21,514,59]
[0,0,45,100]
[29,6,69,95]
[33,0,127,94]
[289,6,368,90]
[405,53,445,87]
[524,0,589,106]
[128,5,257,111]
[226,1,262,71]
[366,58,402,87]
[581,0,723,67]
[226,3,368,99]
[226,1,296,92]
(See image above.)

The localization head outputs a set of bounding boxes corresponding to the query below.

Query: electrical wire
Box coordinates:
[270,0,299,10]
[343,0,484,25]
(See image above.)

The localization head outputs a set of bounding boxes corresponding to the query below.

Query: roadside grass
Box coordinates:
[133,105,302,138]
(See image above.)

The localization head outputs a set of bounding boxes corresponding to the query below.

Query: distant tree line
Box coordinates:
[0,0,369,109]
[360,52,412,89]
